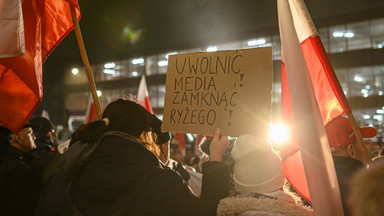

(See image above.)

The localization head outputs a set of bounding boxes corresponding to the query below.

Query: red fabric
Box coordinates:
[307,36,351,115]
[175,133,185,152]
[85,103,98,123]
[281,36,347,203]
[0,0,80,133]
[281,62,310,202]
[138,76,153,114]
[144,96,153,114]
[301,36,346,123]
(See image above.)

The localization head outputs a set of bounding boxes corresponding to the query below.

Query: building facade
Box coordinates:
[64,8,384,143]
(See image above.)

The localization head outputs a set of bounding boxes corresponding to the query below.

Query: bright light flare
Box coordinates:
[333,32,344,37]
[97,90,102,97]
[269,123,289,144]
[132,58,144,64]
[374,115,383,121]
[354,75,363,82]
[104,62,116,69]
[344,32,354,38]
[71,68,79,75]
[206,46,217,52]
[103,69,115,75]
[165,52,178,59]
[247,39,266,47]
[158,60,168,66]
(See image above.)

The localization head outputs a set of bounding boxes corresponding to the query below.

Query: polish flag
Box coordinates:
[84,94,98,123]
[0,0,25,58]
[278,0,345,214]
[137,75,153,114]
[0,0,81,133]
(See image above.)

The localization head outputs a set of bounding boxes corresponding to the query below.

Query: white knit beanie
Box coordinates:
[231,134,285,194]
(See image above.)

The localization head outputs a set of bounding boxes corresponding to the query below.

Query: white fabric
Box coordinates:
[167,158,202,197]
[278,0,344,215]
[188,170,202,197]
[58,139,70,154]
[217,196,313,216]
[231,135,285,194]
[41,110,50,120]
[288,0,317,43]
[0,0,25,58]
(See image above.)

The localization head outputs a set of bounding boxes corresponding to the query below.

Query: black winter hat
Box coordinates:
[29,117,55,135]
[152,114,171,145]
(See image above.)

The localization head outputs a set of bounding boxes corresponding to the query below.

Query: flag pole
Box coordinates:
[346,113,372,163]
[69,5,102,119]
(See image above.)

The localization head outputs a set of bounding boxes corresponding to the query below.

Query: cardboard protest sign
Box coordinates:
[162,47,273,137]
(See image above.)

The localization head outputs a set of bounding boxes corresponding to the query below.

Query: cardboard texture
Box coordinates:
[162,47,273,137]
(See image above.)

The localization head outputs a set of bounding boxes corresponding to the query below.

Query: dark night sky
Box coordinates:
[39,0,384,124]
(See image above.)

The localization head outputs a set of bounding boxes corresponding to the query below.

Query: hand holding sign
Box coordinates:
[162,47,273,138]
[209,128,229,162]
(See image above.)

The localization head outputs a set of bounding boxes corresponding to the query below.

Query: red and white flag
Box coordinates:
[0,0,81,133]
[84,94,98,123]
[278,0,346,214]
[0,0,25,58]
[137,75,153,114]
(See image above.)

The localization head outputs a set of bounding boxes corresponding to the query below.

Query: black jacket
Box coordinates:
[64,131,229,216]
[30,137,55,177]
[333,156,364,216]
[0,126,11,162]
[0,146,42,216]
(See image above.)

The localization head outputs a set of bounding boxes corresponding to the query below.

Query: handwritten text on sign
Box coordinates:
[162,47,273,137]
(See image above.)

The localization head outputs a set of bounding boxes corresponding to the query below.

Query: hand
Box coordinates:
[209,128,229,162]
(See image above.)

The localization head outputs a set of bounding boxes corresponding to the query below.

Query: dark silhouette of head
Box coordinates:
[76,99,153,144]
[102,99,152,138]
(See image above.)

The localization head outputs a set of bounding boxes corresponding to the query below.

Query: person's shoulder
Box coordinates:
[101,131,142,147]
[0,155,33,178]
[151,164,186,185]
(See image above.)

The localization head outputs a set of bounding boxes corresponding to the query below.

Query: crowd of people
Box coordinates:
[0,98,383,215]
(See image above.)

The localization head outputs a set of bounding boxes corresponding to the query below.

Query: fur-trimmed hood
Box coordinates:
[217,196,313,216]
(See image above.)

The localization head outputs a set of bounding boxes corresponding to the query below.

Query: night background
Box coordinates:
[39,0,384,125]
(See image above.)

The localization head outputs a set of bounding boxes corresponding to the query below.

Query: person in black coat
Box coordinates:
[0,125,12,162]
[60,99,229,216]
[0,125,42,216]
